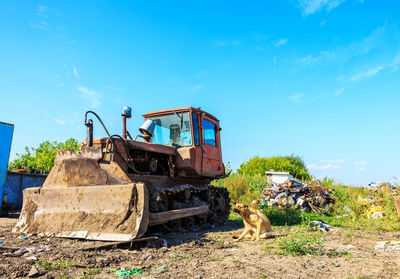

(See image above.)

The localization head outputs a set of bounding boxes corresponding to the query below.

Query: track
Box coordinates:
[148,184,231,231]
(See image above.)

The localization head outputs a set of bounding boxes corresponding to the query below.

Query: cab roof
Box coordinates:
[143,107,219,121]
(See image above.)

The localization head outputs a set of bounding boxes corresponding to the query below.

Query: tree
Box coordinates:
[8,138,80,174]
[237,155,311,180]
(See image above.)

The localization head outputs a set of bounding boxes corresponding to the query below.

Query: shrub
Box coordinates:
[8,138,80,174]
[238,155,311,180]
[212,173,265,204]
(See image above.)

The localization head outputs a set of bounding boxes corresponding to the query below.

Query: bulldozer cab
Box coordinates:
[143,107,225,179]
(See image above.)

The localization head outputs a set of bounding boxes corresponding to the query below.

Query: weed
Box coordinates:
[169,253,178,261]
[36,257,76,271]
[208,236,225,246]
[86,268,102,275]
[232,259,241,263]
[58,274,72,279]
[326,251,351,258]
[81,268,102,278]
[212,255,225,261]
[275,227,324,256]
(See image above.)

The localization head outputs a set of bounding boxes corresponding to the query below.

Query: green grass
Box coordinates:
[222,174,400,232]
[36,257,76,271]
[326,251,351,258]
[274,226,324,256]
[81,268,102,278]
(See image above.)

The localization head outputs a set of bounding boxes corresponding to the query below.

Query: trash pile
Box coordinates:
[358,196,384,219]
[257,179,336,213]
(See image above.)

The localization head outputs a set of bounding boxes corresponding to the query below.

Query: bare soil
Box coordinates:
[0,218,399,279]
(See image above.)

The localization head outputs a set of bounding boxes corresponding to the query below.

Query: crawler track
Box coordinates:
[148,184,231,231]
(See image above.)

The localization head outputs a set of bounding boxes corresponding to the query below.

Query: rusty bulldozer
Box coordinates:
[14,107,230,241]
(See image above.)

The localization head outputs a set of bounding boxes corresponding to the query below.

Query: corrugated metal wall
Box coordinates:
[3,171,47,209]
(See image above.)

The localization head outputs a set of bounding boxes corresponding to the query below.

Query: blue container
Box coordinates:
[0,122,14,208]
[4,171,47,208]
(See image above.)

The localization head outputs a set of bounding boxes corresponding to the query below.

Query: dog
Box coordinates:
[232,203,272,241]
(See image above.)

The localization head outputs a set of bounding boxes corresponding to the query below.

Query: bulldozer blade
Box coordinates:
[13,183,149,241]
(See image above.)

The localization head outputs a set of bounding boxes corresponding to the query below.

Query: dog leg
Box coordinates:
[255,222,261,241]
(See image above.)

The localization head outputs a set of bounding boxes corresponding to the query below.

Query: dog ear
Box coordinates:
[244,205,248,208]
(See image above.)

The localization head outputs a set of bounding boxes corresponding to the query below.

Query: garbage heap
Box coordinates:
[258,179,336,214]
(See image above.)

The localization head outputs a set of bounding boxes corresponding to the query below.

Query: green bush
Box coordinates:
[8,138,80,174]
[238,155,311,180]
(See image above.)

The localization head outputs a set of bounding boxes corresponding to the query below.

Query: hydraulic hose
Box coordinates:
[84,111,147,174]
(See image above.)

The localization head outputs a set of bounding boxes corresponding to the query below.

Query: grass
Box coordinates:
[326,251,351,258]
[208,236,226,246]
[168,252,192,261]
[220,172,400,232]
[274,226,324,256]
[36,257,76,271]
[212,255,225,261]
[81,268,102,278]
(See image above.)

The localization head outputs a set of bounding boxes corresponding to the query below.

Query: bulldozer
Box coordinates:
[14,106,231,241]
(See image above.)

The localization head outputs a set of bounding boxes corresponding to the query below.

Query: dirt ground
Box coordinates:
[0,217,400,279]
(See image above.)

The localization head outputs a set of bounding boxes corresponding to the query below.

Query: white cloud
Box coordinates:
[349,65,384,82]
[320,20,327,27]
[275,39,288,47]
[29,5,50,30]
[349,52,400,82]
[358,167,366,172]
[52,118,65,125]
[73,67,79,79]
[354,161,367,166]
[297,0,348,16]
[334,88,345,96]
[77,86,102,108]
[307,163,340,170]
[300,25,392,67]
[289,93,304,103]
[321,158,347,163]
[29,21,48,30]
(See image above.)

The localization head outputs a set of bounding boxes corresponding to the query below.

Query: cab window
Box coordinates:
[192,113,200,146]
[203,119,216,146]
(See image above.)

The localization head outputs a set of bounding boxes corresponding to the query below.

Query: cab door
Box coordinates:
[201,116,223,177]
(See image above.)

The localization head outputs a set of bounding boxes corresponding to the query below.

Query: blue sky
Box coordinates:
[1,0,400,185]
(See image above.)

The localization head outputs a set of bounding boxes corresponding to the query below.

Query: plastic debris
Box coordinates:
[375,241,400,253]
[112,267,146,277]
[21,237,28,241]
[27,265,39,277]
[2,246,50,258]
[367,206,384,219]
[259,179,335,213]
[309,220,331,232]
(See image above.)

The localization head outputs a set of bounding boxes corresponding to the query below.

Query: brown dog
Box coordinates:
[233,203,272,241]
